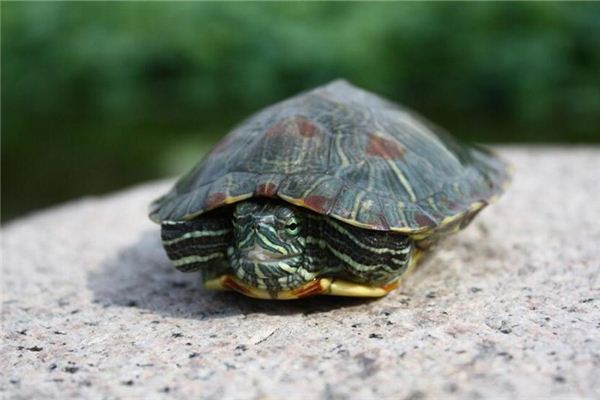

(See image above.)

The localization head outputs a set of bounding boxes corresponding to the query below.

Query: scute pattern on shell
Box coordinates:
[150,79,509,236]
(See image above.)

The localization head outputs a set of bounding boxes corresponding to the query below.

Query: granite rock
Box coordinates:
[1,147,599,399]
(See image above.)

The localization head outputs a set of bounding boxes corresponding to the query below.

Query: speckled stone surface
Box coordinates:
[1,147,599,400]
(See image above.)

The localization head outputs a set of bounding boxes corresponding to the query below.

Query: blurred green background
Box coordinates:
[3,2,600,221]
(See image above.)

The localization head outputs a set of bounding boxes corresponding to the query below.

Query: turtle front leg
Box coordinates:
[160,213,232,273]
[308,217,415,289]
[322,248,423,297]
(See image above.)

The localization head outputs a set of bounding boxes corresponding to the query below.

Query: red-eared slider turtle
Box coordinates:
[150,79,510,299]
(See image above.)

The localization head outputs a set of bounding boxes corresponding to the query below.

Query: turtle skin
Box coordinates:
[150,79,509,245]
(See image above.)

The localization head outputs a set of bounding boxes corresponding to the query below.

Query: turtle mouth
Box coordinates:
[241,245,301,263]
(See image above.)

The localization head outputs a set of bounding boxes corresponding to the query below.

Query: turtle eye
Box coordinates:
[285,220,300,236]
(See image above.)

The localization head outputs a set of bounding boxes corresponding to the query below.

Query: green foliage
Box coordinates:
[2,2,600,220]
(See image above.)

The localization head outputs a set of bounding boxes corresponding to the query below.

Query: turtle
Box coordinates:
[149,79,510,300]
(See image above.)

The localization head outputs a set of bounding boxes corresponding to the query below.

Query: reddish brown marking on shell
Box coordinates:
[303,195,332,214]
[256,182,278,197]
[415,213,436,227]
[266,121,285,138]
[366,134,406,159]
[223,276,250,294]
[266,116,319,138]
[294,116,318,137]
[206,192,227,210]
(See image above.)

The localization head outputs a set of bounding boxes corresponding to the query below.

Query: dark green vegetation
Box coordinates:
[3,2,600,221]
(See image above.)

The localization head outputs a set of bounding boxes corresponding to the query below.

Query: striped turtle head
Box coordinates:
[228,200,315,292]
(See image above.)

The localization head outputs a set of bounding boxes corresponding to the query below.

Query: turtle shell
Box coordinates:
[150,79,509,237]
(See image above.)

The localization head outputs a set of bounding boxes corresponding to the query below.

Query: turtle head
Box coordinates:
[228,200,315,292]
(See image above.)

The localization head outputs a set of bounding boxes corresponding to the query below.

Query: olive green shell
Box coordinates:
[150,80,509,238]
